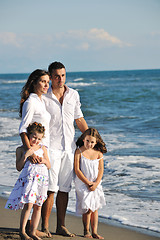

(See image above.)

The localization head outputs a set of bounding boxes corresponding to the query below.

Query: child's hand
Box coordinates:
[39,157,46,165]
[26,149,42,164]
[39,157,50,169]
[87,181,94,190]
[88,182,98,191]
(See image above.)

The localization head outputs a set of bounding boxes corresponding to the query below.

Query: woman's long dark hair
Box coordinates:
[19,69,48,117]
[76,128,107,153]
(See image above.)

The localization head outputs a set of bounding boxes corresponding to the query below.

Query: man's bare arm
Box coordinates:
[75,117,88,133]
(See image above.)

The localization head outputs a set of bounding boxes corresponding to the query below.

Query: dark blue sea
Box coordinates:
[0,69,160,236]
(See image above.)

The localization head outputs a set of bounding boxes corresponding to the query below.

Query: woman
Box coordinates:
[19,69,51,151]
[19,69,51,238]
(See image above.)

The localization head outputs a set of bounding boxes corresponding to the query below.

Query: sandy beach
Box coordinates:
[0,197,159,240]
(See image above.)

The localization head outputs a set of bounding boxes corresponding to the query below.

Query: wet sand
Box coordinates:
[0,197,160,240]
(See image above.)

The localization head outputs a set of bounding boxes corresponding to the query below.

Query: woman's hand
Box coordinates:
[25,148,34,158]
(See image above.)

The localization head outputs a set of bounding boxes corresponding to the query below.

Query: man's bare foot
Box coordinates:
[92,233,104,239]
[29,233,42,240]
[36,230,48,238]
[56,226,75,237]
[19,231,32,240]
[84,230,93,239]
[41,227,52,238]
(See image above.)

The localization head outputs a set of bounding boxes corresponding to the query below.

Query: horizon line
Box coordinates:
[0,68,160,75]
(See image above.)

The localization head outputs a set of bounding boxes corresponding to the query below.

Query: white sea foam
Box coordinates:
[0,117,21,138]
[67,82,97,87]
[2,191,11,196]
[73,78,84,81]
[1,80,26,84]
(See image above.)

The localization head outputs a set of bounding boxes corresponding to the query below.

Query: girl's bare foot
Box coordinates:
[19,231,32,240]
[84,230,93,238]
[92,233,104,239]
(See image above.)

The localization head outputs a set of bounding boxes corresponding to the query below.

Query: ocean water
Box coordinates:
[0,69,160,237]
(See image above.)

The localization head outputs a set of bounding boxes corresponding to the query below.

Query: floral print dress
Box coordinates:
[5,146,48,210]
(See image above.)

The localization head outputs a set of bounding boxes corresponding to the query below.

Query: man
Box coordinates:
[42,62,88,237]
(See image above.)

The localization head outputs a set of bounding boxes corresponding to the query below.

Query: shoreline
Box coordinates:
[1,196,160,240]
[1,184,160,238]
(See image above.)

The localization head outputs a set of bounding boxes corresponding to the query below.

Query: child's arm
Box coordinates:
[40,146,51,169]
[20,132,42,164]
[89,152,104,191]
[74,149,92,187]
[16,147,34,171]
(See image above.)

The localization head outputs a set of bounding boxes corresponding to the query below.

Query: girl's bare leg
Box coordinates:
[83,210,93,238]
[91,210,104,239]
[30,205,42,240]
[20,203,33,239]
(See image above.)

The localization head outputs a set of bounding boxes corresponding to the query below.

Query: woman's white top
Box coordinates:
[19,93,51,148]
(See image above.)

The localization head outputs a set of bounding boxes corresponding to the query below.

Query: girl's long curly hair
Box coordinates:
[76,128,107,154]
[19,69,48,117]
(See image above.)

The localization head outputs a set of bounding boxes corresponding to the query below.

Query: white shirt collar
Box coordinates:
[48,85,69,96]
[30,93,43,102]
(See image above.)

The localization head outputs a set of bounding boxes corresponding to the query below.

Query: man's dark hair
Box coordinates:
[48,61,65,75]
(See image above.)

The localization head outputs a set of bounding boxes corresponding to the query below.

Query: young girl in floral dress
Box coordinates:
[5,122,51,240]
[74,128,107,239]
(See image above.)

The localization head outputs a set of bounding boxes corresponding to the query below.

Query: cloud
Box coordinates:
[77,42,90,50]
[0,28,132,55]
[88,28,123,45]
[55,28,132,49]
[0,32,22,47]
[150,31,160,37]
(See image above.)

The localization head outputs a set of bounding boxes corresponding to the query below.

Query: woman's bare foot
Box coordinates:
[92,233,104,239]
[84,230,93,238]
[56,226,75,237]
[19,231,32,240]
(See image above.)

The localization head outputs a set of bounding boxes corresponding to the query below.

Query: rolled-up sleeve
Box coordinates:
[19,99,35,134]
[74,91,83,120]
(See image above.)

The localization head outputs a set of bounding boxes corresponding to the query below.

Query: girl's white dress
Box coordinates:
[75,150,106,214]
[5,146,48,210]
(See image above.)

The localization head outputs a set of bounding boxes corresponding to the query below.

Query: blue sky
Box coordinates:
[0,0,160,73]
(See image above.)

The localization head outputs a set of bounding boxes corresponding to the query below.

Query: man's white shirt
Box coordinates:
[43,86,83,151]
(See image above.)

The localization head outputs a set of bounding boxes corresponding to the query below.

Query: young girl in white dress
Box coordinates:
[5,122,51,240]
[74,128,107,239]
